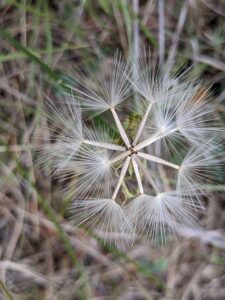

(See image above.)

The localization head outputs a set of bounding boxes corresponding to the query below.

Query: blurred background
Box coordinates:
[0,0,225,299]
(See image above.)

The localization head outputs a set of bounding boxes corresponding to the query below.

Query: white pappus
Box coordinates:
[39,52,225,249]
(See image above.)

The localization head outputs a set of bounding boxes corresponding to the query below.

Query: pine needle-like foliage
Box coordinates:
[40,52,225,248]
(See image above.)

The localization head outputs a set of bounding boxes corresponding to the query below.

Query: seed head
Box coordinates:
[39,52,225,248]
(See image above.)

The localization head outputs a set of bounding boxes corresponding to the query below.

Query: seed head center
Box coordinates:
[128,146,138,156]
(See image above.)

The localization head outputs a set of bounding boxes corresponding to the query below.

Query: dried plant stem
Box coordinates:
[16,89,40,238]
[133,102,152,146]
[132,0,139,63]
[158,0,165,66]
[111,108,131,148]
[137,152,180,170]
[0,261,47,286]
[0,145,31,152]
[112,156,131,200]
[132,0,140,106]
[165,1,188,73]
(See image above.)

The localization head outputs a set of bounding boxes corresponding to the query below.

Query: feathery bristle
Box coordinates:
[67,51,132,115]
[69,198,134,248]
[65,145,116,199]
[126,191,199,243]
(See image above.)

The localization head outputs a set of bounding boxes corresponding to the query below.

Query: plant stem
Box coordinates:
[132,0,140,107]
[158,0,165,66]
[0,145,31,152]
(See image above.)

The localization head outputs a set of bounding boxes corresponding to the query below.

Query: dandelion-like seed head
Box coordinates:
[39,51,225,249]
